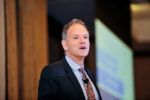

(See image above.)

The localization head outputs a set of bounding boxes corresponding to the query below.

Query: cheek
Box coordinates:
[68,41,77,47]
[67,42,77,50]
[87,41,90,47]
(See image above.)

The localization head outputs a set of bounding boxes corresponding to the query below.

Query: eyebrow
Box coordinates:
[72,33,89,36]
[72,35,79,37]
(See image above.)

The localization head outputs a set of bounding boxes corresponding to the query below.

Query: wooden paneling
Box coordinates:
[17,0,48,99]
[5,0,48,99]
[134,57,150,100]
[5,0,19,99]
[0,0,6,100]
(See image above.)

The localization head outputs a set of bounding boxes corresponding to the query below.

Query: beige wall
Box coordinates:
[0,0,6,100]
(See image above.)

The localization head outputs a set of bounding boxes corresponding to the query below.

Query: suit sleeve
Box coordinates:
[38,66,59,100]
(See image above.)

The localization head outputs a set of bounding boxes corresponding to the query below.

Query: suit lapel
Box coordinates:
[61,58,85,100]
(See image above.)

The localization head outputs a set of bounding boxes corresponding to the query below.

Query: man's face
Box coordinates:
[62,23,90,58]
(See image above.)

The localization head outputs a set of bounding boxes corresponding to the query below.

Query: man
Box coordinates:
[38,19,102,100]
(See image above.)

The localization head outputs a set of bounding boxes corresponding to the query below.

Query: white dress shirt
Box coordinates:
[65,55,99,100]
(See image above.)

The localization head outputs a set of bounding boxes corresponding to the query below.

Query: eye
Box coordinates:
[73,36,78,39]
[84,36,89,39]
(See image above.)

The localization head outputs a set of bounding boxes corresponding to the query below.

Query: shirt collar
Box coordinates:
[65,55,84,71]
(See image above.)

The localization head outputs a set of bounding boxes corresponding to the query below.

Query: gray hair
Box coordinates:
[62,19,88,40]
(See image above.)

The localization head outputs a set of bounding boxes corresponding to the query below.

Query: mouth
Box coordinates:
[80,46,87,50]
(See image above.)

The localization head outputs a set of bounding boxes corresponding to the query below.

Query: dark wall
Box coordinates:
[48,16,64,63]
[96,0,131,47]
[47,0,95,35]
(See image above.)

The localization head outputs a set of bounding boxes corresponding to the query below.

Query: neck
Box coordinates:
[66,53,85,67]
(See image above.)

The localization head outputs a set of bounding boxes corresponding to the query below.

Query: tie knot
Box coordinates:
[78,68,84,74]
[78,68,86,78]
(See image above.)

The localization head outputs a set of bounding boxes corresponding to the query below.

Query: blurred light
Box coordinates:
[131,3,150,13]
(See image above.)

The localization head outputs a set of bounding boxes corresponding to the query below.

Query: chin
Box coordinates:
[79,53,88,57]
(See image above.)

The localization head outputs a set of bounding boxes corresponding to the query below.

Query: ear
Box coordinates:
[61,40,68,51]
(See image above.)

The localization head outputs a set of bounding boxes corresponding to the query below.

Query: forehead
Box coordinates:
[67,23,89,36]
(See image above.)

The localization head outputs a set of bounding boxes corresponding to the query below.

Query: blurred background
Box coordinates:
[0,0,150,100]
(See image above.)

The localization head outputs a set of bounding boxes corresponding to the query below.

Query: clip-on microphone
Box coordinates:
[83,78,89,84]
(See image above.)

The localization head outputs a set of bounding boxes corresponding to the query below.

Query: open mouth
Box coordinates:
[80,46,86,50]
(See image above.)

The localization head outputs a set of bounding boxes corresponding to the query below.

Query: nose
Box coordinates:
[79,37,85,43]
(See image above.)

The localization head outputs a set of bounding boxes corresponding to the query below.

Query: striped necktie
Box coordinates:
[78,68,96,100]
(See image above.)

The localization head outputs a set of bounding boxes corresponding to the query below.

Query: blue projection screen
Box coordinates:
[95,19,135,100]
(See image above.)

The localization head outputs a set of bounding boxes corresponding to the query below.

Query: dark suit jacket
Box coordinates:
[38,57,102,100]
